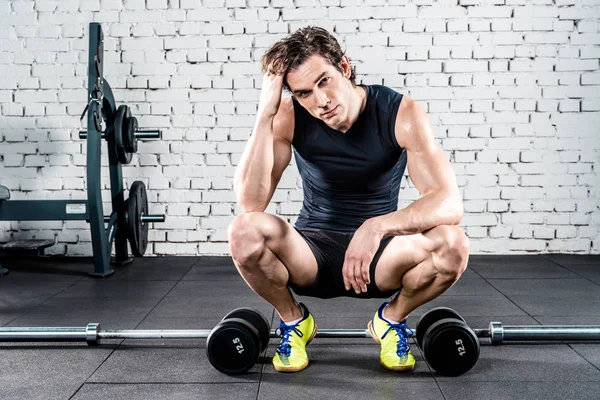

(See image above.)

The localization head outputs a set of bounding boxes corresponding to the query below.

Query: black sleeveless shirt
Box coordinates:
[291,84,407,232]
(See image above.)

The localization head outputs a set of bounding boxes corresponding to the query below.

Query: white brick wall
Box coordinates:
[0,1,599,256]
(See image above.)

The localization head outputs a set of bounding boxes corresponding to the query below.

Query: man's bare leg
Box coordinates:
[373,225,470,322]
[228,211,319,322]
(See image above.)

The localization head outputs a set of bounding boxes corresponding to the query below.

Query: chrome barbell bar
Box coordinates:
[103,214,165,223]
[79,130,161,139]
[1,323,600,346]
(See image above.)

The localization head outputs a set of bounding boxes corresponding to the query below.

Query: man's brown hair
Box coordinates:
[261,26,357,93]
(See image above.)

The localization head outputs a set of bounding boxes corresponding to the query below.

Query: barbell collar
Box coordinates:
[490,322,504,345]
[86,323,101,346]
[79,130,161,139]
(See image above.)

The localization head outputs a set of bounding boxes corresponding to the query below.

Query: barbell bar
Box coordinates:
[79,130,161,140]
[2,323,600,345]
[103,214,165,223]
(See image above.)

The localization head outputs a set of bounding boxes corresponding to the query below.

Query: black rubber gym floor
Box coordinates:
[0,254,599,399]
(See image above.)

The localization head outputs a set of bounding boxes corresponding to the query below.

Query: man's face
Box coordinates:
[286,54,354,130]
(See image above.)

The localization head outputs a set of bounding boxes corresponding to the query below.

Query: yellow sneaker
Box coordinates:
[368,301,416,371]
[272,303,318,372]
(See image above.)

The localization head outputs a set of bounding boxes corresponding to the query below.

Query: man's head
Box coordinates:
[261,27,360,130]
[261,26,356,91]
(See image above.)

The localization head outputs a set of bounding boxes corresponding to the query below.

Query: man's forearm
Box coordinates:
[373,190,463,236]
[233,116,275,212]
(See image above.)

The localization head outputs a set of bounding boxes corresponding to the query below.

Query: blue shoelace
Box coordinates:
[275,321,304,357]
[381,321,414,357]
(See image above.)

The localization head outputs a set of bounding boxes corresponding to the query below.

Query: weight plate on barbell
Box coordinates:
[114,105,133,165]
[127,181,148,257]
[416,307,464,349]
[422,318,480,377]
[124,115,138,153]
[222,308,271,353]
[206,318,261,375]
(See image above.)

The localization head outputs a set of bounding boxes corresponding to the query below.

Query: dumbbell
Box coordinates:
[206,306,479,376]
[416,307,480,376]
[206,308,271,374]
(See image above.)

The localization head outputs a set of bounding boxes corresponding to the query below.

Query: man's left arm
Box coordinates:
[341,97,463,294]
[373,97,463,236]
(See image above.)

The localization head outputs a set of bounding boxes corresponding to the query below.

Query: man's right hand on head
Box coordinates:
[257,71,284,119]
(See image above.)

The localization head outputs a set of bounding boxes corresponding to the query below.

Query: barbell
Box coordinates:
[79,130,161,139]
[1,308,599,376]
[79,105,162,165]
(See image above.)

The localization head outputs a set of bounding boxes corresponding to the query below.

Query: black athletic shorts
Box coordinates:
[288,227,400,299]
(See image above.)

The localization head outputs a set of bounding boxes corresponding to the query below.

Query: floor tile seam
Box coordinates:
[68,383,85,400]
[482,277,593,280]
[257,363,264,400]
[528,315,600,318]
[130,257,199,331]
[568,344,600,374]
[260,308,275,392]
[426,359,449,396]
[430,374,448,400]
[466,266,485,279]
[77,259,199,389]
[1,279,82,327]
[71,341,126,399]
[439,294,513,297]
[541,254,600,263]
[77,382,258,385]
[478,277,534,318]
[115,256,200,281]
[468,277,595,280]
[188,257,202,269]
[435,379,600,382]
[543,257,600,288]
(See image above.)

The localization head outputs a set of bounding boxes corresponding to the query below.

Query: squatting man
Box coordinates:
[228,26,470,373]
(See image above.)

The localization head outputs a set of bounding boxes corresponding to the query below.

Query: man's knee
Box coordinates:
[431,225,470,280]
[228,212,281,267]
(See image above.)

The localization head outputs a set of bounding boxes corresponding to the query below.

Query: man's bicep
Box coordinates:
[270,136,292,193]
[268,100,294,200]
[406,142,458,197]
[397,98,458,197]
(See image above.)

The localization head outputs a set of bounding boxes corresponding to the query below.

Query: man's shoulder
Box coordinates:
[369,84,403,98]
[367,84,405,113]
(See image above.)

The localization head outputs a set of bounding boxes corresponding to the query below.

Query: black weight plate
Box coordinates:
[124,115,138,153]
[416,307,464,349]
[206,318,260,375]
[423,318,480,377]
[137,180,148,256]
[122,198,130,232]
[222,308,271,352]
[127,181,148,257]
[114,105,133,165]
[127,184,138,253]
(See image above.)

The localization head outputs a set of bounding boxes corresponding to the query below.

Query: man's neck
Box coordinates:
[337,85,367,134]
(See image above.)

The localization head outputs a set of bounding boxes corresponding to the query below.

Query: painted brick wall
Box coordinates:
[0,0,599,256]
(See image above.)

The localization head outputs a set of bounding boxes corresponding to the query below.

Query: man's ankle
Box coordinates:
[281,302,304,323]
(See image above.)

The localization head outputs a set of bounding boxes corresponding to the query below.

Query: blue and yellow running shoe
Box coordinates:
[272,302,318,372]
[368,301,416,371]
